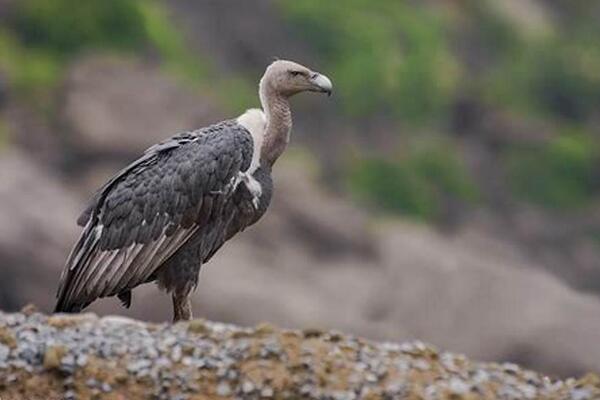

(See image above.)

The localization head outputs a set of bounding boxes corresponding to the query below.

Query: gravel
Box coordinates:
[0,310,598,399]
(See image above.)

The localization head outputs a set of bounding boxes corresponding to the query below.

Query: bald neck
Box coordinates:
[259,79,292,168]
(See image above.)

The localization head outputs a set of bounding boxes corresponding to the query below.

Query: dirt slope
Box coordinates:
[0,310,598,400]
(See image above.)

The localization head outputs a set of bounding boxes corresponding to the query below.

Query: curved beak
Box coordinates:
[309,73,333,96]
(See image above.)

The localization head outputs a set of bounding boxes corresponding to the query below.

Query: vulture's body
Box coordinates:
[55,60,332,321]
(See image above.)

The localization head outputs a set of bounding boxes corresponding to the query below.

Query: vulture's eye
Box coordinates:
[289,70,303,77]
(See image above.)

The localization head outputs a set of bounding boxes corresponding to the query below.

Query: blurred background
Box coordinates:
[1,0,599,377]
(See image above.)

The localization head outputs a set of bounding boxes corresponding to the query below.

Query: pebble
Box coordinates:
[571,388,593,400]
[216,381,232,396]
[413,359,430,371]
[448,377,470,394]
[0,344,10,362]
[85,378,98,388]
[76,354,88,367]
[128,359,152,373]
[242,380,255,393]
[171,345,182,362]
[60,354,77,374]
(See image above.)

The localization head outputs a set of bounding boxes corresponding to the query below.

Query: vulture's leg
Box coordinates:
[158,238,201,322]
[172,289,193,322]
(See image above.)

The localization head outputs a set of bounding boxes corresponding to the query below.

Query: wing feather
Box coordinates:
[55,121,254,312]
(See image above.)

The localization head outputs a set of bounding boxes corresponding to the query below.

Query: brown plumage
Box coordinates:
[55,60,332,321]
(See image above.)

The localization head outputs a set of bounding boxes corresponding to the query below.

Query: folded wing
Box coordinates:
[55,122,253,312]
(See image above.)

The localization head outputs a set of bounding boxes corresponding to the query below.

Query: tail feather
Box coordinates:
[54,221,99,314]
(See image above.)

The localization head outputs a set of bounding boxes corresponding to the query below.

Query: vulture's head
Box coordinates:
[261,60,333,98]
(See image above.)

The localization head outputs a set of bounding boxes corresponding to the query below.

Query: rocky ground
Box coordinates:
[0,310,599,400]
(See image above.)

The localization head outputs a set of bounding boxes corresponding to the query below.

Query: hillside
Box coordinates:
[1,310,599,400]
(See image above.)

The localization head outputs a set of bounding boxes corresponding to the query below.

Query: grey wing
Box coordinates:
[55,123,253,312]
[76,131,198,226]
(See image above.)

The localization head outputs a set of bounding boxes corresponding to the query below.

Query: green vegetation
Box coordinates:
[1,0,148,101]
[348,140,477,220]
[0,117,8,149]
[349,158,436,220]
[138,1,208,84]
[12,0,146,56]
[1,0,210,98]
[506,134,598,209]
[137,1,257,112]
[487,36,600,123]
[455,1,600,123]
[0,30,62,98]
[0,0,257,115]
[280,0,458,123]
[281,0,600,216]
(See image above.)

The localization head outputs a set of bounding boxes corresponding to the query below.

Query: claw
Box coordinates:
[238,171,262,209]
[212,173,243,196]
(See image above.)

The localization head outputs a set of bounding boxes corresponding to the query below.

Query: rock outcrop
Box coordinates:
[0,310,598,400]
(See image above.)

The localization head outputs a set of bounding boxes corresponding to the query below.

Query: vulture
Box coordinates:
[55,60,332,321]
